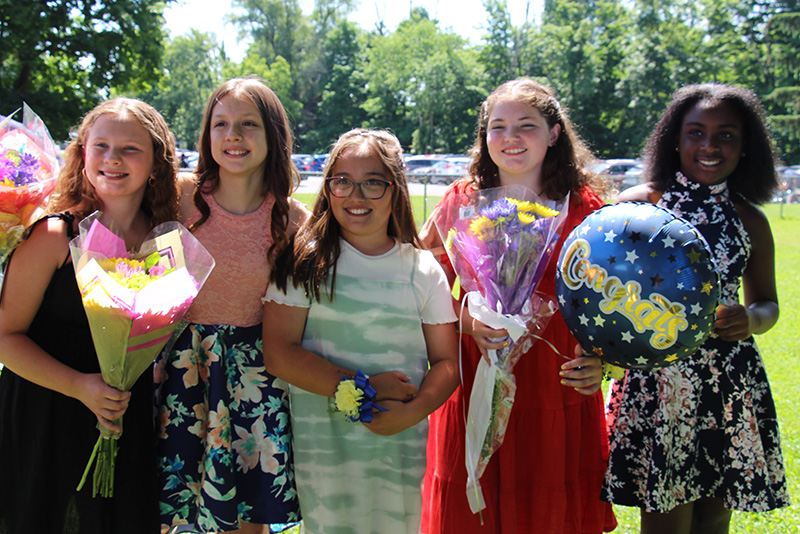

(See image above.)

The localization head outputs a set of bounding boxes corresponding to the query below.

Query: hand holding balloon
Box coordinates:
[713,304,754,341]
[556,202,720,370]
[560,344,602,395]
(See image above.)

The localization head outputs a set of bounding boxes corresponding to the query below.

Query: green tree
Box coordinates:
[363,8,485,153]
[480,0,516,88]
[133,31,223,149]
[230,0,356,149]
[524,0,630,157]
[232,0,306,67]
[767,9,800,162]
[224,53,302,123]
[611,0,709,156]
[0,0,171,140]
[302,20,369,152]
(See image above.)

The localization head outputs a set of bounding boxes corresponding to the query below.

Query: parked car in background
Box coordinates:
[291,154,310,172]
[404,155,448,177]
[424,157,471,184]
[405,155,470,184]
[306,154,329,173]
[591,158,640,177]
[591,158,641,191]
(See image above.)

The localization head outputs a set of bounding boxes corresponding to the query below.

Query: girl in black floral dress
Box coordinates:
[604,84,790,534]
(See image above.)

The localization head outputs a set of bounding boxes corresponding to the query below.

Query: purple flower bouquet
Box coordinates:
[0,104,60,280]
[432,185,569,514]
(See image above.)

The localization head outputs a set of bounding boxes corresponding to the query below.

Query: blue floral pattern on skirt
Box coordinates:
[155,323,299,532]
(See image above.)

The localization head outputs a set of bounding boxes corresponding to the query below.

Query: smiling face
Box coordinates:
[327,144,395,255]
[83,112,154,206]
[209,92,268,182]
[486,98,560,191]
[678,100,744,186]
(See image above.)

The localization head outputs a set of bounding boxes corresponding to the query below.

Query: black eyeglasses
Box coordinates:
[326,177,394,199]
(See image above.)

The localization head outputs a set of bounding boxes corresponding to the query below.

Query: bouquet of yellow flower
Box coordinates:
[0,104,59,283]
[431,185,569,514]
[69,212,215,497]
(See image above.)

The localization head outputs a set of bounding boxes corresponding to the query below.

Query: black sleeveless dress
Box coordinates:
[603,174,789,513]
[0,214,159,534]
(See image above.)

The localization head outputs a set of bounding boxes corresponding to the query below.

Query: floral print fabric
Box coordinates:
[155,323,299,531]
[603,173,790,512]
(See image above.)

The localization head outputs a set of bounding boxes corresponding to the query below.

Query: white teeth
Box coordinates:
[347,208,370,215]
[505,148,525,154]
[102,171,126,178]
[698,159,720,166]
[226,149,248,155]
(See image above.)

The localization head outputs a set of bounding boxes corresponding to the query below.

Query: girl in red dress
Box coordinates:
[420,78,618,534]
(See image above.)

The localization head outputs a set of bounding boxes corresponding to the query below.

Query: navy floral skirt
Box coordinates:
[155,323,299,532]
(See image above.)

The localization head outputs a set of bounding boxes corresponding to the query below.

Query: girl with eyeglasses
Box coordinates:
[263,128,459,533]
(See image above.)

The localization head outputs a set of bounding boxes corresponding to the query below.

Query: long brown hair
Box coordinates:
[47,97,179,224]
[467,78,606,201]
[272,129,419,302]
[190,77,299,259]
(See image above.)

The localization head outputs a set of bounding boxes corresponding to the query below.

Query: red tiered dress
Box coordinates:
[420,180,617,534]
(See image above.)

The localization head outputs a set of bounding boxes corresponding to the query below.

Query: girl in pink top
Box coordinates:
[154,78,308,534]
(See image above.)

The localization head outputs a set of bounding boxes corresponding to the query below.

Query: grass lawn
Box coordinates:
[292,193,798,532]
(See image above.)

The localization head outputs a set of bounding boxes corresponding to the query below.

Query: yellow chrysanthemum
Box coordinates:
[470,216,495,241]
[507,198,560,218]
[335,380,363,419]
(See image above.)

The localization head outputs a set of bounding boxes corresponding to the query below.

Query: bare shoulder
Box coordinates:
[288,196,310,218]
[615,183,661,204]
[177,172,199,222]
[734,199,771,241]
[25,217,72,255]
[288,197,311,231]
[6,217,71,284]
[0,217,72,334]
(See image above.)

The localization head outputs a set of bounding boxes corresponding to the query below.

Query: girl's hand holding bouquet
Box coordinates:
[70,211,215,497]
[431,185,569,513]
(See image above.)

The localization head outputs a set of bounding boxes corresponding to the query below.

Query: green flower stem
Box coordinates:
[76,419,122,498]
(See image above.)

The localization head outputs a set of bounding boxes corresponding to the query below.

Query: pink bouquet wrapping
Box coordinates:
[431,185,569,514]
[0,104,60,281]
[69,211,215,497]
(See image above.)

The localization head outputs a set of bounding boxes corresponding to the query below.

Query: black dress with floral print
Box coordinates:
[602,173,790,513]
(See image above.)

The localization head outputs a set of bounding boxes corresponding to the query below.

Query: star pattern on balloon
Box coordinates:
[556,202,720,370]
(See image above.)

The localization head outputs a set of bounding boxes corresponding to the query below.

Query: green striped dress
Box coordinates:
[264,239,456,534]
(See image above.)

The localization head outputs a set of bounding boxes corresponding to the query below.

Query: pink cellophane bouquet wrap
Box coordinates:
[431,185,569,514]
[69,211,215,497]
[0,104,60,281]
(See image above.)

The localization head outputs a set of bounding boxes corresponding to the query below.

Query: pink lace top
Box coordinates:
[183,192,277,327]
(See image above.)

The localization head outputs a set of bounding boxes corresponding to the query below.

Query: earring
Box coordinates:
[148,176,156,186]
[741,152,746,158]
[81,168,88,179]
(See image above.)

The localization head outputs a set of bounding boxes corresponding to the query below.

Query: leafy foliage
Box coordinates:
[0,0,170,140]
[766,9,800,161]
[7,0,800,166]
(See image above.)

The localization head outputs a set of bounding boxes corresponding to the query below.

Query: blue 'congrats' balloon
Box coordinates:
[555,202,720,370]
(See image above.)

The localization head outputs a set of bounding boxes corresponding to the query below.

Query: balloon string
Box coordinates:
[530,332,568,360]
